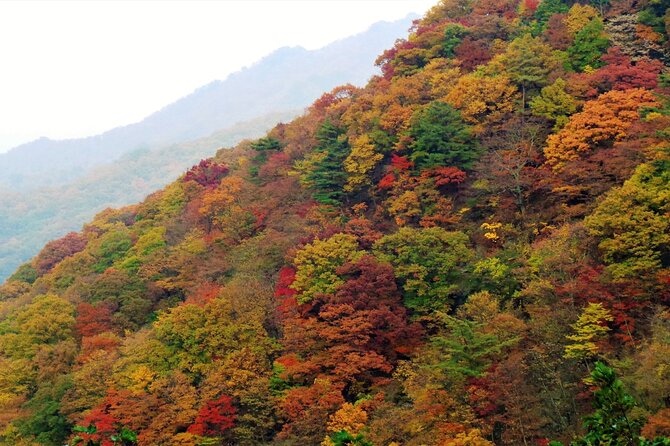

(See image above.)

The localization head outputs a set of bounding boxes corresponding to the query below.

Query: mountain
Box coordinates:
[0,110,298,281]
[0,15,416,282]
[0,16,416,191]
[1,2,669,446]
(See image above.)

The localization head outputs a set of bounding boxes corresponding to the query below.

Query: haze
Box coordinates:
[0,0,434,153]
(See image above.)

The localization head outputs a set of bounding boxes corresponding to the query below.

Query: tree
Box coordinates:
[277,379,345,444]
[564,302,613,362]
[88,224,134,274]
[324,403,368,442]
[544,88,658,169]
[294,121,351,206]
[198,348,275,443]
[250,137,284,180]
[75,303,114,338]
[13,294,76,350]
[445,74,519,133]
[34,232,87,275]
[343,134,384,192]
[17,379,72,446]
[183,159,229,189]
[494,33,562,106]
[290,234,365,304]
[250,136,283,152]
[373,227,474,312]
[544,13,572,50]
[70,396,139,446]
[553,362,670,446]
[187,395,236,437]
[442,23,469,58]
[454,37,493,71]
[533,0,569,29]
[381,164,464,227]
[584,161,670,280]
[328,430,373,446]
[277,257,419,443]
[567,17,609,72]
[280,256,419,385]
[407,101,478,169]
[198,176,244,231]
[429,312,507,380]
[588,48,663,93]
[529,78,578,129]
[564,4,599,36]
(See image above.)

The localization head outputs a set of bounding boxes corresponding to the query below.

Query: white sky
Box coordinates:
[0,0,435,153]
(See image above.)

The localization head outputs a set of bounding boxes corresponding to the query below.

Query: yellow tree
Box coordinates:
[291,234,365,303]
[343,134,383,192]
[564,302,613,361]
[445,74,519,133]
[529,78,578,129]
[564,4,600,36]
[321,403,369,446]
[198,177,244,224]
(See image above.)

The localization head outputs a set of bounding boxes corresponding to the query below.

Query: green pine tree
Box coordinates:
[296,120,350,206]
[567,17,610,72]
[408,101,477,169]
[552,362,670,446]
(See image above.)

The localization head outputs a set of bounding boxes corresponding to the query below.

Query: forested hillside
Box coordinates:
[1,0,669,445]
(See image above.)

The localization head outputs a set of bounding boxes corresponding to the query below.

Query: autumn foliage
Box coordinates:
[2,1,670,445]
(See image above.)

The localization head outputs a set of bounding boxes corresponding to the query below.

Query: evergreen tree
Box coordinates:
[250,136,283,152]
[408,101,477,169]
[567,17,610,72]
[430,312,506,379]
[533,0,569,30]
[299,121,350,206]
[553,362,670,446]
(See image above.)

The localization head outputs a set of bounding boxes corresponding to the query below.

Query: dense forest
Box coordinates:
[1,0,670,444]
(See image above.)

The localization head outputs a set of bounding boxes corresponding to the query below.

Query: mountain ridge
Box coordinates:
[0,15,417,190]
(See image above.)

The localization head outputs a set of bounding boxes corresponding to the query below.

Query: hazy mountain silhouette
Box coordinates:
[0,16,416,191]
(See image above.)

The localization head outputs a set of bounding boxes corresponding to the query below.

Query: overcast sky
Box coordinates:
[0,0,435,153]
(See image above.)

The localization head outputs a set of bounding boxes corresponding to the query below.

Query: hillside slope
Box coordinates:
[0,1,669,446]
[0,110,297,282]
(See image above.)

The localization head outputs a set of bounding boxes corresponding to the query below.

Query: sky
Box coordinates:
[0,0,435,153]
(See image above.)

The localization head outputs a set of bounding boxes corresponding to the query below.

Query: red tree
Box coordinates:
[187,395,237,437]
[75,302,115,338]
[277,256,421,386]
[455,37,493,71]
[35,232,87,275]
[544,14,571,50]
[586,47,663,95]
[183,159,229,188]
[76,404,120,446]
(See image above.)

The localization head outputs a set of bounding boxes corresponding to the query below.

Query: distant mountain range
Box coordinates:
[0,16,416,191]
[0,15,416,281]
